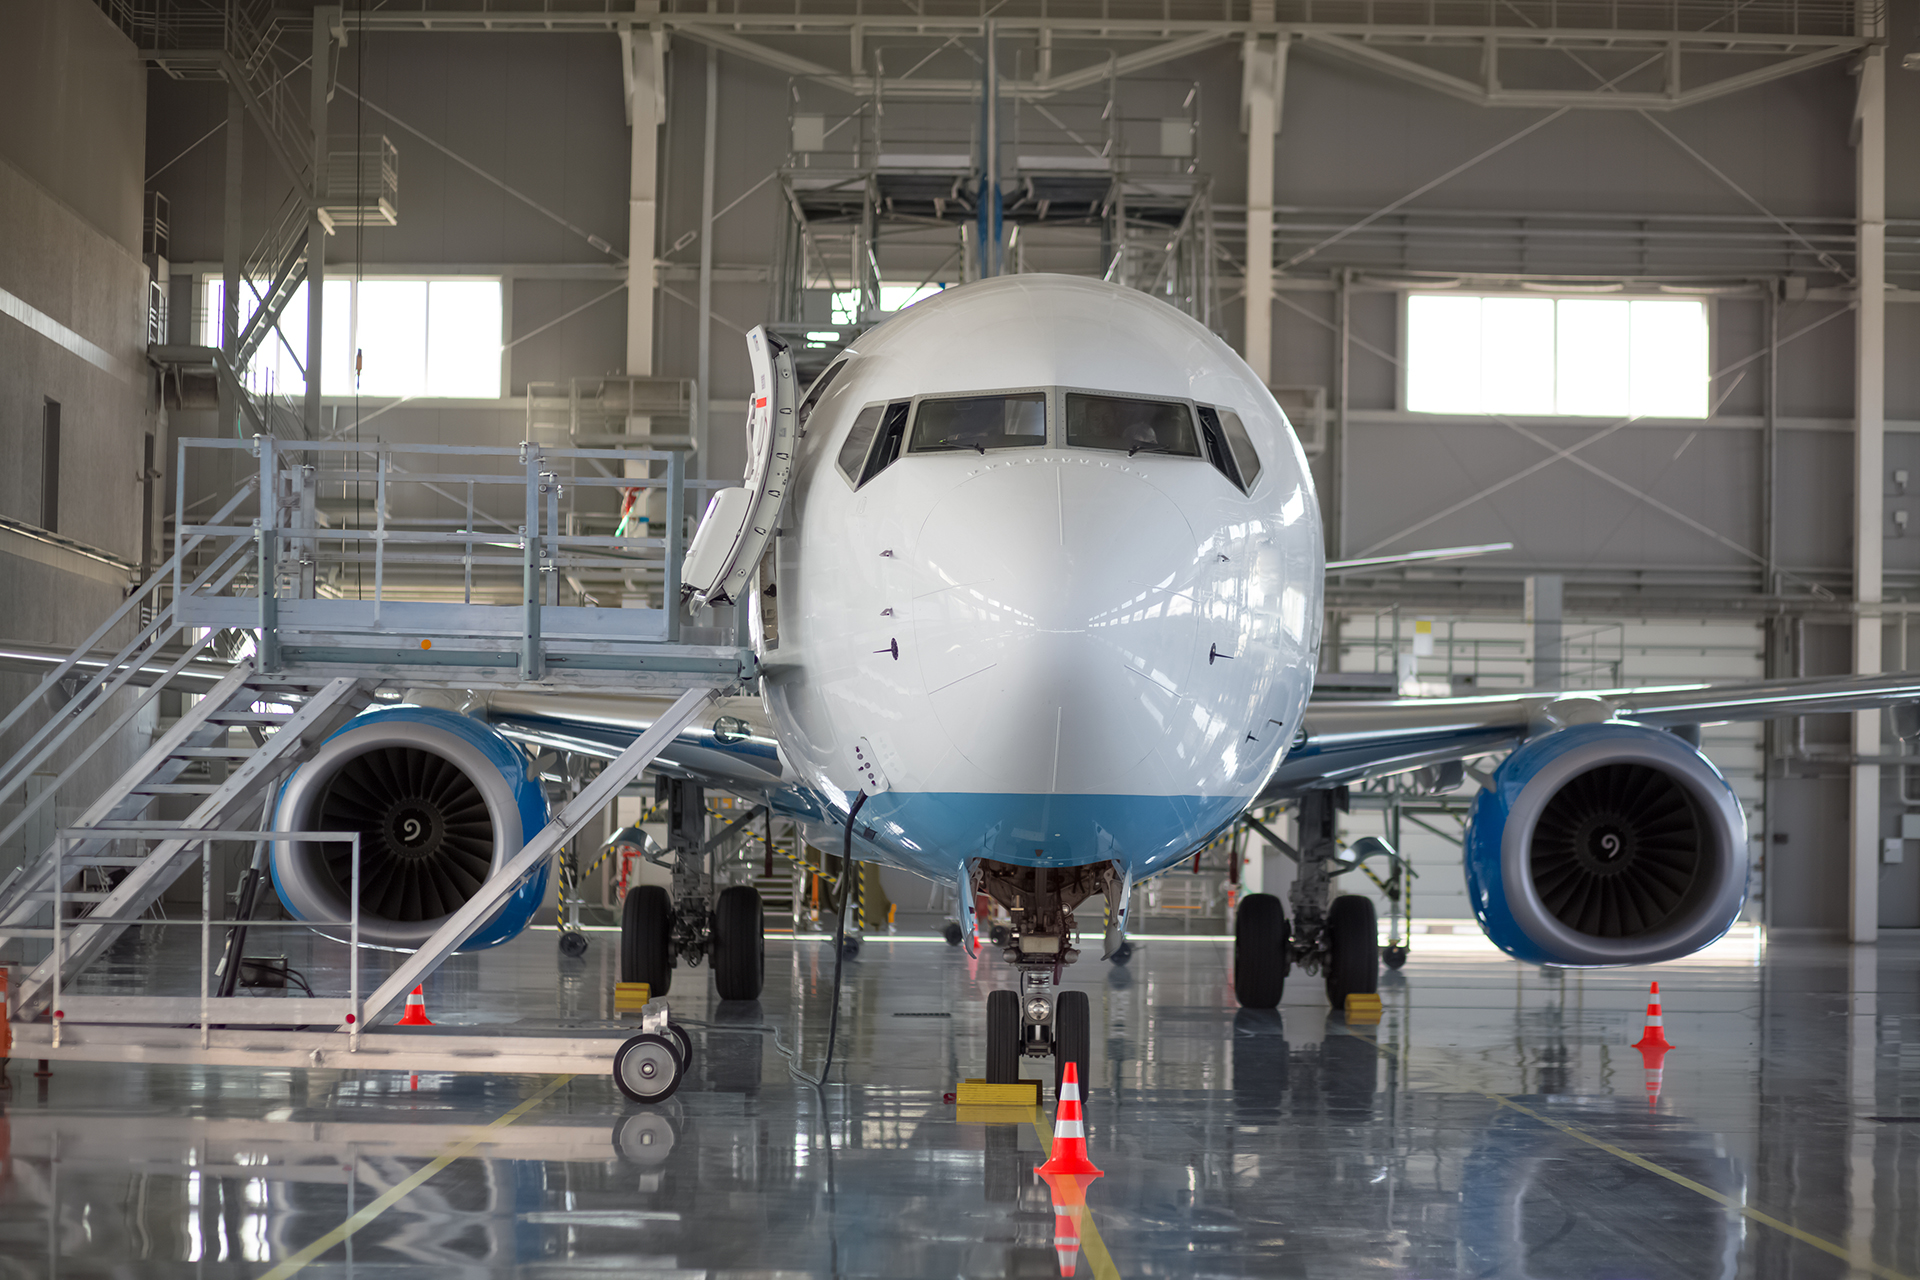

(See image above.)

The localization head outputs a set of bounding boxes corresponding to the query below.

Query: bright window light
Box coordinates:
[1406,293,1708,419]
[203,276,503,400]
[829,283,946,325]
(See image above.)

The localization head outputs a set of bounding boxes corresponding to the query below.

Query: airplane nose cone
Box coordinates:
[912,459,1198,790]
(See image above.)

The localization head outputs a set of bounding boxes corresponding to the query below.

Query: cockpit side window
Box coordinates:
[861,402,912,484]
[797,358,851,439]
[908,392,1047,454]
[835,404,885,488]
[1214,407,1262,489]
[1064,393,1201,458]
[1195,406,1247,492]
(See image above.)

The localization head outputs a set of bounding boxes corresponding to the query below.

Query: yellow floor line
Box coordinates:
[1339,1025,1916,1280]
[258,1074,574,1280]
[1028,1105,1122,1280]
[1486,1093,1915,1280]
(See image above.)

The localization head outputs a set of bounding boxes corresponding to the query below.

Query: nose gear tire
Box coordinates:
[1324,894,1380,1009]
[1233,893,1291,1009]
[621,885,675,994]
[712,884,766,1000]
[1052,989,1090,1103]
[986,989,1020,1083]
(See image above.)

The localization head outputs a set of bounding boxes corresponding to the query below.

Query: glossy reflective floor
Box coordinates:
[2,928,1918,1278]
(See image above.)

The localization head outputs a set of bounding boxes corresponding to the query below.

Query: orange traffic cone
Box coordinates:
[398,985,434,1027]
[1632,981,1671,1051]
[1035,1062,1104,1177]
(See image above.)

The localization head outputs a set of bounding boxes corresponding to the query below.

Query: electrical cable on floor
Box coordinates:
[785,790,868,1088]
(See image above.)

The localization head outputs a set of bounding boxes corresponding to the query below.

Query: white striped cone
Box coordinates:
[1632,981,1671,1050]
[1036,1063,1103,1176]
[398,985,433,1026]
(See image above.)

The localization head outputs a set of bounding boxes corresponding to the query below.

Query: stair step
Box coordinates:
[130,783,221,795]
[207,711,291,724]
[171,747,257,759]
[19,891,114,902]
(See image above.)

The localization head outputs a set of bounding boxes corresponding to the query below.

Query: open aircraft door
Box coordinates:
[682,327,797,609]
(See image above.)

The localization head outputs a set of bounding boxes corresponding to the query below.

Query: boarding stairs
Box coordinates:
[0,662,375,1016]
[0,430,757,1070]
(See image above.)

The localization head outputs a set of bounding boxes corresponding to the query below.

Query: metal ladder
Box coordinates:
[0,660,375,1015]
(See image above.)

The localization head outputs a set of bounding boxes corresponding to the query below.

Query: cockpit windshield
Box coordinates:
[908,393,1047,454]
[1064,393,1200,457]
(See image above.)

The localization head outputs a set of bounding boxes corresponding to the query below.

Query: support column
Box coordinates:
[1849,29,1885,946]
[696,42,717,483]
[306,8,338,438]
[624,10,664,383]
[1240,4,1283,383]
[1526,573,1563,690]
[220,86,244,438]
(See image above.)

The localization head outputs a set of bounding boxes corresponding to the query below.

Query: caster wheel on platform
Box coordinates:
[1108,941,1133,965]
[943,922,963,947]
[1382,944,1408,971]
[666,1021,694,1074]
[558,928,589,959]
[613,1032,684,1104]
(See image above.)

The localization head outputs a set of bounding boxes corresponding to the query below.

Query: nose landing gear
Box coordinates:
[972,859,1111,1100]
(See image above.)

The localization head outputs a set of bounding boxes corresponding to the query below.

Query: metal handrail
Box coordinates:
[48,827,363,1052]
[0,480,258,791]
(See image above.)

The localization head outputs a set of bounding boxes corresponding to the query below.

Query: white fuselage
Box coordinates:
[757,276,1324,886]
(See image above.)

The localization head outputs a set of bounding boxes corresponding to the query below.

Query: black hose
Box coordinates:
[814,790,868,1086]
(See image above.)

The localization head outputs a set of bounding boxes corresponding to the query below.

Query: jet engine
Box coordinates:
[270,706,551,950]
[1464,722,1748,966]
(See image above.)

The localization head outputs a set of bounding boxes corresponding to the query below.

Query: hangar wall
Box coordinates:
[123,6,1920,935]
[0,0,159,873]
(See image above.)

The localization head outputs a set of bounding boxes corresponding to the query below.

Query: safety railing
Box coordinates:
[41,827,366,1051]
[173,435,749,685]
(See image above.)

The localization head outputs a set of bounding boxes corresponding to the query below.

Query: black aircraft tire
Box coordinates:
[621,885,674,995]
[986,989,1020,1084]
[1234,893,1291,1009]
[712,884,766,1001]
[1325,894,1381,1009]
[1053,989,1091,1104]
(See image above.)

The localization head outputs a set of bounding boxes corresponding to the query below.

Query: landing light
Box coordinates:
[1025,995,1052,1023]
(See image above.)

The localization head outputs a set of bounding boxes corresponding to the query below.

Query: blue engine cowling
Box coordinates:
[270,705,550,951]
[1465,721,1748,966]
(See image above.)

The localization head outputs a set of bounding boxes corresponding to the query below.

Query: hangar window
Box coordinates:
[201,276,504,400]
[1065,393,1200,457]
[1404,293,1708,419]
[908,392,1046,454]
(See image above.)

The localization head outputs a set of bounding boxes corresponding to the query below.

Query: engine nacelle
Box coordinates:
[1465,722,1748,966]
[271,706,551,950]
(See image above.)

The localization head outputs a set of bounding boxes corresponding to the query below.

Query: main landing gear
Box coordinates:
[1235,787,1383,1011]
[619,779,766,1004]
[974,861,1114,1100]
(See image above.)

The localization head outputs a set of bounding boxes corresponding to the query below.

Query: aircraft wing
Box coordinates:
[1260,671,1920,799]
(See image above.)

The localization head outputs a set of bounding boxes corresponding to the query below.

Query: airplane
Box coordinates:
[241,273,1920,1103]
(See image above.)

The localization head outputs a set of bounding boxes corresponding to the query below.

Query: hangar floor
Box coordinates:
[1,929,1916,1278]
